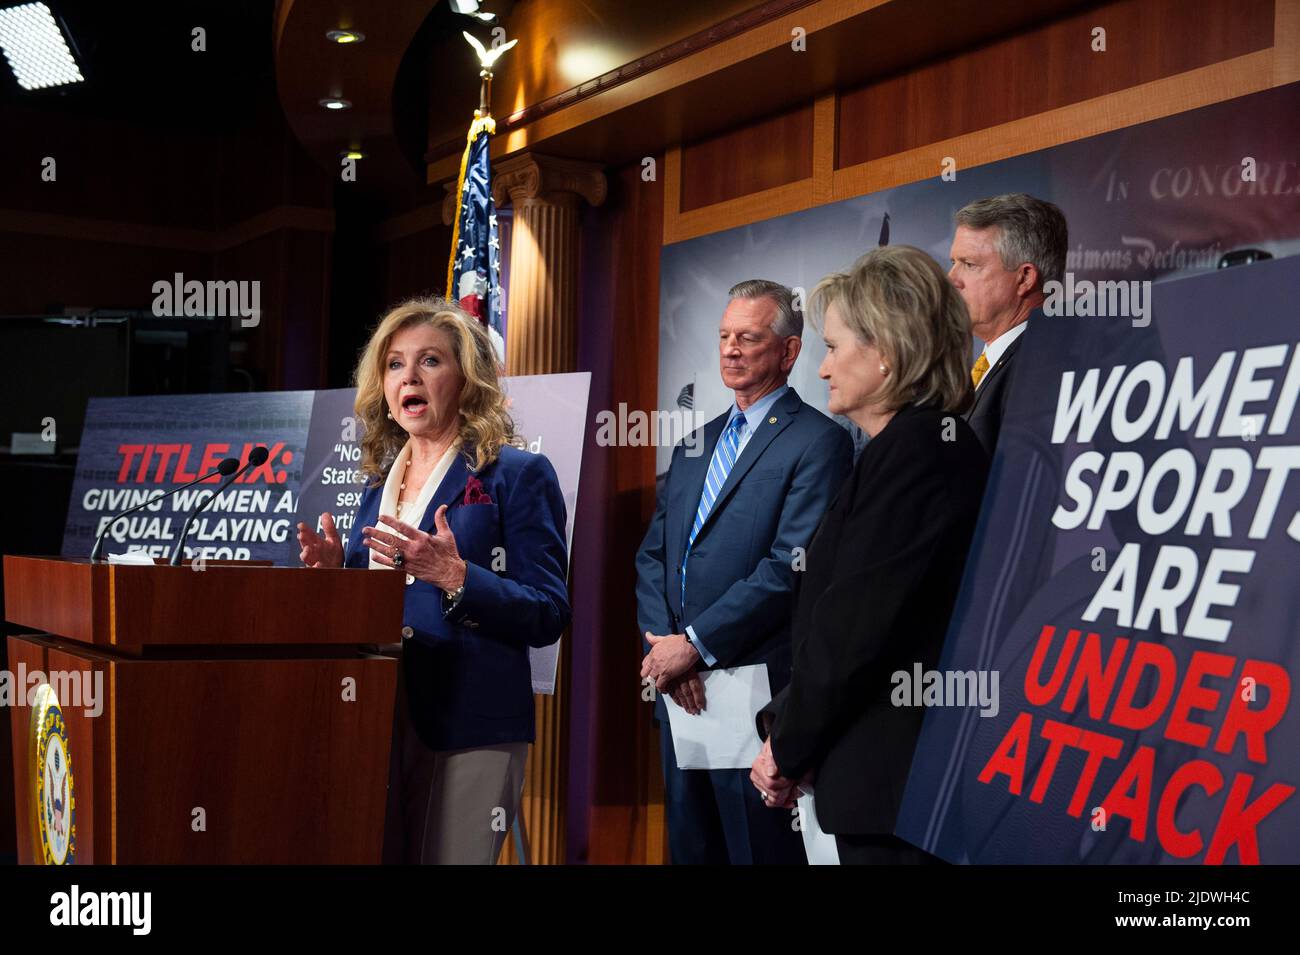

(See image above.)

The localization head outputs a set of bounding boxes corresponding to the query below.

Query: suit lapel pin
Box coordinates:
[768,416,777,424]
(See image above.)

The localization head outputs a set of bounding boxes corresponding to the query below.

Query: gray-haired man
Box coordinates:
[948,193,1068,455]
[635,279,853,864]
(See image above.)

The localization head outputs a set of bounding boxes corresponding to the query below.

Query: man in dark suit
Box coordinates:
[635,279,853,865]
[948,193,1068,455]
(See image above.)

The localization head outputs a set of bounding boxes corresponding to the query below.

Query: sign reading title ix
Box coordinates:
[61,375,590,694]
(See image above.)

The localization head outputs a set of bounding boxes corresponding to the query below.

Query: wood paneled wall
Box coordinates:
[664,0,1296,244]
[681,105,815,212]
[837,0,1274,166]
[579,156,667,865]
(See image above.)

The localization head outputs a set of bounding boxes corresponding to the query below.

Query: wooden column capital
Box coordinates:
[492,152,607,209]
[440,152,606,222]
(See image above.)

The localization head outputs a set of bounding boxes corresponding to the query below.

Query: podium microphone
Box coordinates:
[90,457,240,562]
[169,446,270,567]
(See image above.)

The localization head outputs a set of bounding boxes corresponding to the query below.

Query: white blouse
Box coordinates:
[367,439,461,580]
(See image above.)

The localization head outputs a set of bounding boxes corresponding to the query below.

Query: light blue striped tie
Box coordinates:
[682,413,747,603]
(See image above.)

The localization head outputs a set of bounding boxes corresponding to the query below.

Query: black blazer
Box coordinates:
[964,324,1026,457]
[757,401,988,836]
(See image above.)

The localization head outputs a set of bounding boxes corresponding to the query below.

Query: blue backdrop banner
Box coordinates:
[896,254,1300,865]
[61,391,313,564]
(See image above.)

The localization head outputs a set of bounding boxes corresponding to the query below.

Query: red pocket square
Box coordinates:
[463,475,493,505]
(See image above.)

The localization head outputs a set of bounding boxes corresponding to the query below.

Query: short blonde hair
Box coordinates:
[353,297,516,485]
[810,245,974,414]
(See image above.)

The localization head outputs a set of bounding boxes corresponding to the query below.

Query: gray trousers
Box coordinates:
[382,667,528,865]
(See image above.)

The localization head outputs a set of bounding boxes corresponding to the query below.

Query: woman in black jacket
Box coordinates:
[750,245,989,864]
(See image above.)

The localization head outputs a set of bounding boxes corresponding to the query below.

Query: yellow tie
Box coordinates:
[971,352,991,388]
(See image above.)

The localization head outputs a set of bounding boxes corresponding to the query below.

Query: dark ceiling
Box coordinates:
[0,0,276,129]
[0,0,482,213]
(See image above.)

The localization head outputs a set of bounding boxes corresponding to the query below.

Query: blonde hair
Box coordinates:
[810,245,974,414]
[353,297,516,485]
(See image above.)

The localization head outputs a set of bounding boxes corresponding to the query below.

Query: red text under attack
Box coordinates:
[979,624,1292,864]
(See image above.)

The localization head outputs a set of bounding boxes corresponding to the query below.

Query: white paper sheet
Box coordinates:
[796,783,841,865]
[107,551,154,565]
[662,664,771,770]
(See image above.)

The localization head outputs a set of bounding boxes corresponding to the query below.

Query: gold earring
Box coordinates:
[386,411,394,420]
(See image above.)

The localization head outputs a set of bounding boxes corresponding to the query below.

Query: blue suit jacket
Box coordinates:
[634,388,854,720]
[344,444,570,751]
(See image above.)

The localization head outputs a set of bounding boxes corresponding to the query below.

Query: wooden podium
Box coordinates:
[3,555,404,864]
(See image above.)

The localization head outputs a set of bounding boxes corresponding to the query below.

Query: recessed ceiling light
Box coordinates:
[318,97,352,110]
[0,2,84,90]
[325,29,365,44]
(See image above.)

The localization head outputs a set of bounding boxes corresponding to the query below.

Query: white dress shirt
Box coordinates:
[684,384,790,665]
[975,321,1029,390]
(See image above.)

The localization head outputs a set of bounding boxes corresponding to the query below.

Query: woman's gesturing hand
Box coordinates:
[364,506,467,593]
[296,512,344,568]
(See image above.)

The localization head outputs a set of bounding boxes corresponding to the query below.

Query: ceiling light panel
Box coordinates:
[0,2,84,90]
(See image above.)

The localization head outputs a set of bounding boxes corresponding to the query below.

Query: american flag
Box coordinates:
[446,115,506,361]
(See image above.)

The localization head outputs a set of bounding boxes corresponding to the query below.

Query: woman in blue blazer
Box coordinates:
[296,298,570,864]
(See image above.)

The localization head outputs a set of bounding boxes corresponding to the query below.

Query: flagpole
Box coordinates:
[445,33,517,334]
[444,59,496,301]
[478,63,492,117]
